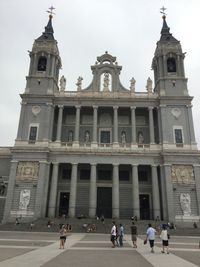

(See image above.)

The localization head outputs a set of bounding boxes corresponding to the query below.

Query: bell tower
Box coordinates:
[15,8,61,144]
[152,12,188,96]
[25,8,61,95]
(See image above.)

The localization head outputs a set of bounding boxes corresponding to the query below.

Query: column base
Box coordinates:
[91,142,98,148]
[72,141,79,148]
[113,142,119,148]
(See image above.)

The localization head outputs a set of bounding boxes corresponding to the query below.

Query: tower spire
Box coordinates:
[37,6,56,41]
[159,7,178,42]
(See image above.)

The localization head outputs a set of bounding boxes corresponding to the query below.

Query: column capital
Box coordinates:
[113,106,118,110]
[71,162,78,166]
[130,106,136,110]
[113,163,119,167]
[52,162,59,166]
[148,106,154,110]
[151,164,158,168]
[91,163,97,167]
[132,164,138,167]
[58,105,64,109]
[93,105,98,110]
[75,105,81,109]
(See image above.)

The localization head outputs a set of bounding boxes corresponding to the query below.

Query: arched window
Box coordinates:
[167,57,176,73]
[37,56,47,71]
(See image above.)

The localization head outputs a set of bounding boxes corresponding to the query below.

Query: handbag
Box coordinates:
[144,239,147,245]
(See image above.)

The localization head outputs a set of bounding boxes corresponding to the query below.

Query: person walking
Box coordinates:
[130,222,138,248]
[110,221,117,248]
[59,225,67,249]
[145,223,156,253]
[118,223,124,247]
[160,225,170,254]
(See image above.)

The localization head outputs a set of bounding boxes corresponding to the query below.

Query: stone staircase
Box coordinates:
[0,218,199,236]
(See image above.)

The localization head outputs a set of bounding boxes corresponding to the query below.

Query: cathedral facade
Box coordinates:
[0,13,200,223]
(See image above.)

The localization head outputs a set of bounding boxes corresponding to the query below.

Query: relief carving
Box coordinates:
[32,106,41,117]
[16,161,39,181]
[171,165,194,184]
[171,108,181,119]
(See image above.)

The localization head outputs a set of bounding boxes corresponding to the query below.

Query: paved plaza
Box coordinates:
[0,231,199,267]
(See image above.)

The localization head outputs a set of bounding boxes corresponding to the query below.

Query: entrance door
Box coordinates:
[139,194,150,220]
[97,187,112,218]
[59,192,70,217]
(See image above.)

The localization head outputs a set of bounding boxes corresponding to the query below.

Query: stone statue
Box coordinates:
[85,131,90,143]
[76,76,83,91]
[103,73,110,91]
[180,193,191,216]
[60,75,66,91]
[121,131,126,144]
[146,77,153,93]
[130,77,136,92]
[138,132,144,144]
[19,189,30,210]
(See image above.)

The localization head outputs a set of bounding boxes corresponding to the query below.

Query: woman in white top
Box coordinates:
[160,225,169,254]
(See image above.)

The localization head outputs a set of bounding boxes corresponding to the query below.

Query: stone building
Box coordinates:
[0,13,200,223]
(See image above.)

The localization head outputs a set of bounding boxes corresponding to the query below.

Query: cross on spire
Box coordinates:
[47,6,56,17]
[160,6,167,16]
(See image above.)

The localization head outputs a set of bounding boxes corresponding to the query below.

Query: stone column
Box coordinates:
[68,163,78,218]
[149,107,155,144]
[89,164,97,218]
[159,165,168,220]
[51,56,55,76]
[73,106,81,146]
[35,161,48,218]
[16,102,26,141]
[56,105,63,142]
[131,107,136,145]
[160,105,168,144]
[163,164,174,221]
[112,164,119,218]
[2,160,18,223]
[48,162,59,217]
[47,54,51,76]
[42,162,51,217]
[45,103,54,141]
[163,55,167,75]
[92,106,98,146]
[151,165,161,219]
[187,105,196,145]
[132,164,140,219]
[193,165,200,215]
[113,106,119,146]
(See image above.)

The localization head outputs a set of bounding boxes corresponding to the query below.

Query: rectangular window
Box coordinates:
[29,126,37,143]
[100,131,110,143]
[174,129,183,144]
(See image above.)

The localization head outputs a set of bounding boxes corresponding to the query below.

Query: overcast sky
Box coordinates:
[0,0,199,148]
